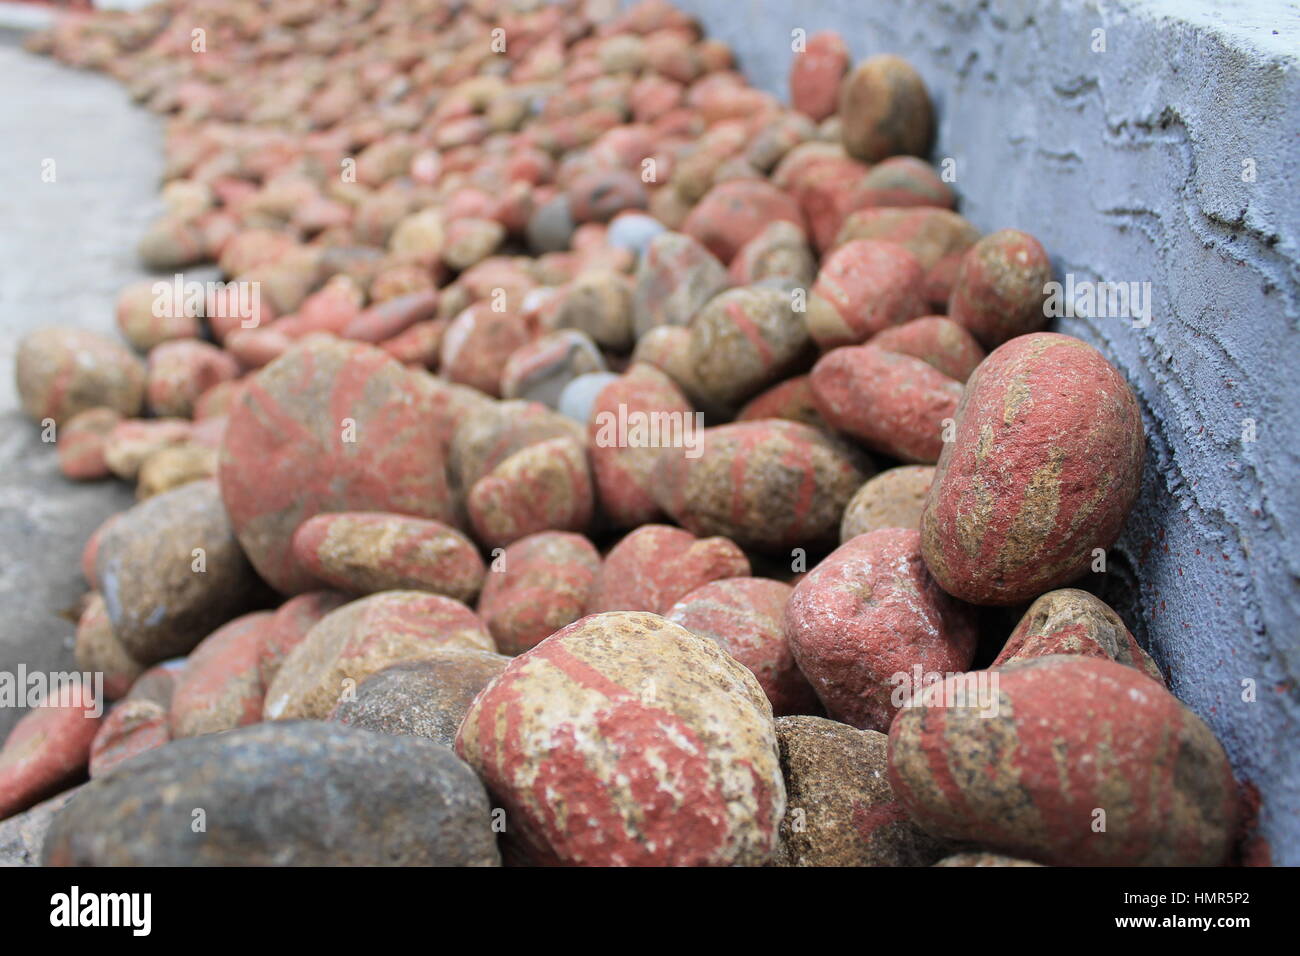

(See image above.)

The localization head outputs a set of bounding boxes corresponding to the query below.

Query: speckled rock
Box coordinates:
[14,328,145,425]
[682,179,804,265]
[123,658,186,710]
[103,417,192,480]
[0,787,80,867]
[833,207,980,272]
[145,339,241,419]
[920,333,1144,605]
[632,231,728,337]
[840,466,936,541]
[790,31,849,122]
[666,578,817,716]
[456,611,785,866]
[263,590,494,721]
[96,479,259,665]
[115,278,202,351]
[839,54,933,163]
[218,338,455,594]
[477,531,602,655]
[551,270,636,352]
[257,591,350,687]
[728,220,816,287]
[43,722,500,866]
[948,229,1053,348]
[135,442,219,499]
[331,650,511,748]
[466,435,594,549]
[736,376,827,430]
[992,588,1164,683]
[805,240,928,349]
[448,400,585,505]
[888,655,1239,866]
[654,419,869,552]
[440,303,531,397]
[689,285,813,409]
[773,716,948,866]
[74,593,144,701]
[88,700,169,778]
[785,528,978,732]
[291,512,486,603]
[501,329,607,408]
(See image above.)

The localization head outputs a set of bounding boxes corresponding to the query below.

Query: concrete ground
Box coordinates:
[0,30,161,740]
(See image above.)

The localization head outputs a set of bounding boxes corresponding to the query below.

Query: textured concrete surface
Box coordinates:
[0,34,160,740]
[671,0,1300,862]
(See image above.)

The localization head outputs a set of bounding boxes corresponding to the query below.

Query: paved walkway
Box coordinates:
[0,32,161,739]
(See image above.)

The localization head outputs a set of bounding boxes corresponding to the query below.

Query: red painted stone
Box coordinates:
[0,688,101,820]
[666,577,818,716]
[920,333,1144,605]
[948,229,1052,348]
[681,179,804,264]
[257,591,350,688]
[588,363,696,527]
[811,344,963,464]
[89,700,170,778]
[887,655,1239,866]
[456,611,784,866]
[587,524,750,615]
[291,511,486,602]
[806,240,928,349]
[785,528,978,732]
[789,31,849,122]
[169,612,272,738]
[57,407,122,481]
[477,531,602,655]
[218,338,455,594]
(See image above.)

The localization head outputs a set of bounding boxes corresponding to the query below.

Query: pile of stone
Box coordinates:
[1,0,1241,867]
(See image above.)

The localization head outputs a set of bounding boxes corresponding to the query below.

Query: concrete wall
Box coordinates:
[667,0,1300,862]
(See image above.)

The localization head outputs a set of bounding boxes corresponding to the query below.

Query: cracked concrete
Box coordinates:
[0,33,161,742]
[668,0,1300,862]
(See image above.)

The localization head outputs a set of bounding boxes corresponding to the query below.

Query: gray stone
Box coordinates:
[0,785,80,867]
[558,371,621,425]
[606,213,666,255]
[96,480,259,664]
[42,722,501,866]
[332,650,511,748]
[525,194,575,254]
